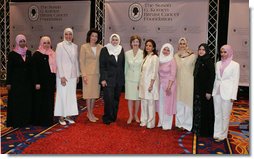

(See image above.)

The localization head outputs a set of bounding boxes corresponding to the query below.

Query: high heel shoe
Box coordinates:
[134,116,140,123]
[92,114,99,121]
[127,117,133,124]
[87,114,96,122]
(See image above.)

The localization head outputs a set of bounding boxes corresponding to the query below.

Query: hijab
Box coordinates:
[105,33,122,61]
[177,37,193,57]
[63,28,73,45]
[37,36,57,73]
[159,43,174,63]
[220,44,233,76]
[13,34,28,56]
[193,43,211,77]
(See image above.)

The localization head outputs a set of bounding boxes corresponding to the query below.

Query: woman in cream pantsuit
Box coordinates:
[139,39,159,129]
[54,28,80,125]
[174,37,197,131]
[125,35,143,124]
[80,29,103,122]
[212,45,240,141]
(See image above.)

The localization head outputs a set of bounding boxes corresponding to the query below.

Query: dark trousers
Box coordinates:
[102,84,122,123]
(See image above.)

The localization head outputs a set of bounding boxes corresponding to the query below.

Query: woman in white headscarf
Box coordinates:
[32,36,56,126]
[6,34,33,127]
[99,33,125,125]
[174,37,197,131]
[54,28,80,126]
[157,43,177,130]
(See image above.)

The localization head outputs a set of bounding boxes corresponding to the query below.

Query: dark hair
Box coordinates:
[86,28,101,44]
[130,35,141,48]
[143,39,158,58]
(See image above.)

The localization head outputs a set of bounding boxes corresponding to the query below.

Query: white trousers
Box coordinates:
[213,94,233,139]
[175,101,193,131]
[140,99,155,128]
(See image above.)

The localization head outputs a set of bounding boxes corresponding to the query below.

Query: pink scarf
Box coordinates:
[37,36,57,73]
[13,34,28,56]
[220,45,233,76]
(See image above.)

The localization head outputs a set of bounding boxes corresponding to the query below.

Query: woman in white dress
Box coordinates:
[139,39,159,129]
[54,28,80,125]
[125,35,143,124]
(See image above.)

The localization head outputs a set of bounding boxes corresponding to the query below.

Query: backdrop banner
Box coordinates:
[105,0,209,53]
[228,0,249,86]
[10,1,90,52]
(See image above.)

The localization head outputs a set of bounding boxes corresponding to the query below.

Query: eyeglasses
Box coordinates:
[43,42,51,44]
[19,40,26,43]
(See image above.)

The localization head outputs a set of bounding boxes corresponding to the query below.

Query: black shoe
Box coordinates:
[103,121,111,125]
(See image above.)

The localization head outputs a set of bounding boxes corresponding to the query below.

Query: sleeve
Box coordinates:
[206,60,216,94]
[124,52,129,76]
[75,46,80,77]
[168,59,177,82]
[231,62,240,100]
[79,45,86,77]
[151,55,159,80]
[99,47,108,83]
[55,43,65,78]
[6,52,13,85]
[31,52,40,85]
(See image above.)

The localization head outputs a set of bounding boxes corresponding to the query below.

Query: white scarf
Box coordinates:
[159,43,174,63]
[105,33,122,61]
[63,28,73,45]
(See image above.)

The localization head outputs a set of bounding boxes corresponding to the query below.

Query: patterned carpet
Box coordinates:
[0,87,249,154]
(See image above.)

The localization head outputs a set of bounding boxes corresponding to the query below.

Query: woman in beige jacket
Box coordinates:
[79,29,103,122]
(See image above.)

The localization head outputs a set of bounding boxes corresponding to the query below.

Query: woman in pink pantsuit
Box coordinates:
[157,43,177,130]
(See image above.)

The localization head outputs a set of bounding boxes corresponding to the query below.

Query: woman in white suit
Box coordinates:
[139,39,159,129]
[212,45,240,141]
[125,35,143,124]
[54,28,80,125]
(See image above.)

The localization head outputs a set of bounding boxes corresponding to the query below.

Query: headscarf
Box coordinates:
[63,28,73,45]
[37,36,57,73]
[105,33,122,61]
[13,34,28,56]
[159,43,174,63]
[193,43,211,77]
[220,44,233,76]
[178,37,188,51]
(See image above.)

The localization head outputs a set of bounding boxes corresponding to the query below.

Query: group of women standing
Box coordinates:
[6,28,79,127]
[6,28,240,141]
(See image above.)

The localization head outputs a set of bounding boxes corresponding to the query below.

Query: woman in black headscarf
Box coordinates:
[192,43,215,137]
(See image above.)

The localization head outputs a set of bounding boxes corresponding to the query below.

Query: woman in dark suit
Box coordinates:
[192,43,215,137]
[99,33,125,125]
[6,34,33,128]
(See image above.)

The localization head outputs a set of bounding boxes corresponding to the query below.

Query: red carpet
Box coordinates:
[22,94,193,154]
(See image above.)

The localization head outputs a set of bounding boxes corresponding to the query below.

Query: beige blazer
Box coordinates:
[212,60,240,100]
[79,43,103,77]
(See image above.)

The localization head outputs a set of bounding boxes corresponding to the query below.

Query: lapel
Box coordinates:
[88,44,96,58]
[220,61,232,79]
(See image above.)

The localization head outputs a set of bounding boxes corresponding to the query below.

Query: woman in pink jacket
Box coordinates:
[157,43,177,130]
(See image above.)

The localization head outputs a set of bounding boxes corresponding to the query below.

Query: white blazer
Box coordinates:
[212,60,240,100]
[56,41,80,79]
[139,54,159,100]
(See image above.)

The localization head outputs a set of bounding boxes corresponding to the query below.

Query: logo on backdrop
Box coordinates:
[28,5,39,21]
[128,3,143,21]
